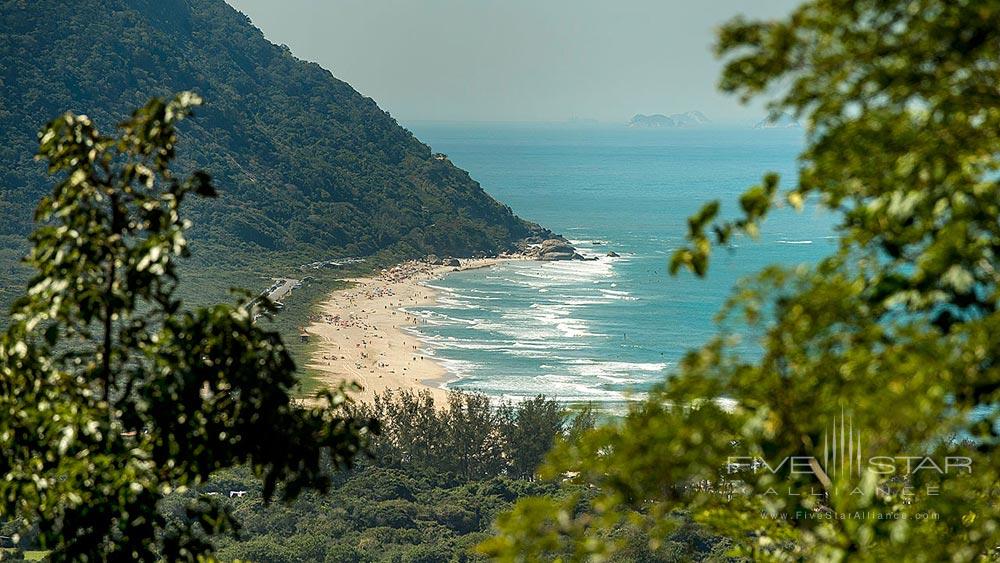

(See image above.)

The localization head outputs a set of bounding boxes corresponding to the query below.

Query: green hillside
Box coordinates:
[0,0,548,308]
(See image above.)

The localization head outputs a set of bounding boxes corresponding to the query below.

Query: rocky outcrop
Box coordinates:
[606,251,620,257]
[527,238,585,261]
[426,254,461,266]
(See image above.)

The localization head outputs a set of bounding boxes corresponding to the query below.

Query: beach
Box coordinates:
[304,257,517,403]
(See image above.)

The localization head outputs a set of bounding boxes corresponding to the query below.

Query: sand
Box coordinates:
[304,258,518,404]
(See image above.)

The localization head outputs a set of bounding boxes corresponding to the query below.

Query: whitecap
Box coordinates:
[567,359,668,380]
[437,358,482,381]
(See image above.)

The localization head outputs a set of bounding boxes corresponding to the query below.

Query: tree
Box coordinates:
[502,396,565,480]
[482,1,1000,560]
[0,93,373,561]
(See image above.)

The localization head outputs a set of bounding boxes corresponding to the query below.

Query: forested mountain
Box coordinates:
[0,0,547,299]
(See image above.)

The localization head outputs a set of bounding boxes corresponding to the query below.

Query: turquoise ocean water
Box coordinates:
[403,123,837,403]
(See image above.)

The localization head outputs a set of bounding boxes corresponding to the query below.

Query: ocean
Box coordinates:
[403,122,837,403]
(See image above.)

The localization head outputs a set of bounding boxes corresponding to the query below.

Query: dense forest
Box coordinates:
[1,391,728,562]
[0,0,549,310]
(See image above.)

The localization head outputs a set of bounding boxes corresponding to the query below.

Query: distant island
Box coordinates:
[628,111,710,128]
[753,112,801,129]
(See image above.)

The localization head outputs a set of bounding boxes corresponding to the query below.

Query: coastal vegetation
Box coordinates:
[210,391,598,562]
[485,0,1000,560]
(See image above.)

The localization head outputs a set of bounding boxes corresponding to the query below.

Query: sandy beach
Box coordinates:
[304,257,517,404]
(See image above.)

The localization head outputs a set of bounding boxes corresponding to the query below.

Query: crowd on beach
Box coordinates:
[305,261,439,384]
[308,259,453,329]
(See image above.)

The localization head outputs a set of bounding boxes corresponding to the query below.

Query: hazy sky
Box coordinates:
[226,0,800,123]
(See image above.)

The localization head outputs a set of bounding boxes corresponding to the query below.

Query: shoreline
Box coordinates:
[304,257,523,404]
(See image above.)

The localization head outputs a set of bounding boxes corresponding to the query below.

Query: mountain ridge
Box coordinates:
[0,0,550,304]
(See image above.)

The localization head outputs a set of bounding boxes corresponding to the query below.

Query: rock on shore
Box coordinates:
[425,255,462,267]
[525,238,585,261]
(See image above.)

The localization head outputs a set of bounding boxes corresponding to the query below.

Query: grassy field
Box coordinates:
[0,229,406,398]
[254,273,354,397]
[0,548,48,561]
[179,259,375,397]
[0,254,365,397]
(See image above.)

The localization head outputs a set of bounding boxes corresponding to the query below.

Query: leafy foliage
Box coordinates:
[487,1,1000,561]
[0,93,373,561]
[0,0,548,312]
[357,391,575,482]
